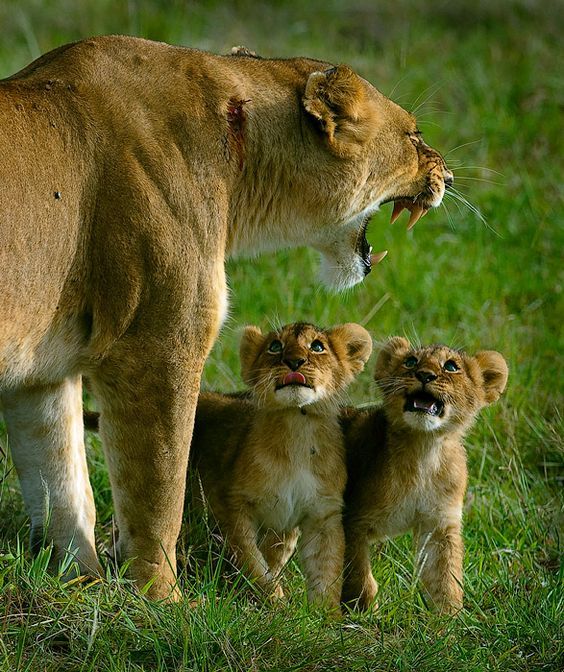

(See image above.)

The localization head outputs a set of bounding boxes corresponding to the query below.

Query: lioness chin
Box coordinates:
[0,36,451,599]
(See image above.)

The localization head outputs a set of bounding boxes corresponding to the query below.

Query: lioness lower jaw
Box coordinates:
[316,239,372,291]
[314,210,391,289]
[317,244,389,290]
[318,252,368,291]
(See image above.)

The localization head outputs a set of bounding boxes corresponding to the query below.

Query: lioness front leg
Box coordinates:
[90,337,202,601]
[1,376,101,576]
[415,520,464,614]
[299,511,344,613]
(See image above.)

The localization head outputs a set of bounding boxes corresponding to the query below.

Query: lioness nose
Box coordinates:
[444,170,454,189]
[284,358,306,371]
[416,370,437,384]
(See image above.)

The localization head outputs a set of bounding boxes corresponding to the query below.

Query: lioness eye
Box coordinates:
[310,340,325,353]
[267,340,283,354]
[404,356,418,368]
[444,360,459,372]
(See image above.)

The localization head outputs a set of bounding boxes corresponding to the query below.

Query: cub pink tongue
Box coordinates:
[283,372,307,386]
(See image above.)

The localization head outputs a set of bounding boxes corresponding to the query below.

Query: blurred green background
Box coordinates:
[0,2,562,670]
[0,1,560,394]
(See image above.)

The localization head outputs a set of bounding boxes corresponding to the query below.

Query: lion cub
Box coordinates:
[189,322,372,611]
[341,336,508,613]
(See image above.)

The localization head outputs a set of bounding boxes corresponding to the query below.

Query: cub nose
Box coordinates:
[415,369,437,385]
[444,169,454,189]
[284,358,306,372]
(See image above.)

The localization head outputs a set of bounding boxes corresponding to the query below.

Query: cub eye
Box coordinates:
[267,340,283,354]
[310,340,325,353]
[444,360,459,372]
[404,356,418,369]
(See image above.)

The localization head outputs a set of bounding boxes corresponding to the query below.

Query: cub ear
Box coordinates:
[473,351,509,404]
[303,65,376,154]
[374,336,411,382]
[330,323,373,374]
[239,325,264,386]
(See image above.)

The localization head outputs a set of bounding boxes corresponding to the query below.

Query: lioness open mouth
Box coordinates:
[404,392,444,417]
[356,217,388,275]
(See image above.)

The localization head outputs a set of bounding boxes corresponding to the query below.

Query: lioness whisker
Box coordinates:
[454,176,503,186]
[445,189,500,235]
[409,83,444,116]
[450,165,505,177]
[444,139,483,157]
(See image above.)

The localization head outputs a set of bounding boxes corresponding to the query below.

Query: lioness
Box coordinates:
[189,322,372,612]
[0,36,452,599]
[341,337,508,613]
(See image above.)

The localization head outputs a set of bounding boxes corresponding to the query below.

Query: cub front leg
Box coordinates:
[224,508,278,597]
[415,520,464,614]
[299,510,344,613]
[1,376,101,576]
[342,529,378,611]
[260,527,299,577]
[259,527,299,599]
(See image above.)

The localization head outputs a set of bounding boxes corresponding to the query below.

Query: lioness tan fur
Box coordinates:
[0,35,451,599]
[189,322,372,612]
[341,337,508,613]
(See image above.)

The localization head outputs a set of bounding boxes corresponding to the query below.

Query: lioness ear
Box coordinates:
[474,351,509,404]
[303,65,376,154]
[374,336,411,382]
[240,326,264,386]
[330,323,373,373]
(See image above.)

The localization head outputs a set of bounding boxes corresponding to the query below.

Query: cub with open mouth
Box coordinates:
[188,322,373,613]
[341,336,508,614]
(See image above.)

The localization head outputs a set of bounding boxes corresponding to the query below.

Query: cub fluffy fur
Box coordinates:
[0,35,451,598]
[341,337,508,613]
[189,322,372,611]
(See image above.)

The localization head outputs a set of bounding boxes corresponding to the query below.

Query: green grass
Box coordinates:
[0,0,562,670]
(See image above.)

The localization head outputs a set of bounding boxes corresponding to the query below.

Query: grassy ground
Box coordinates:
[0,1,562,670]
